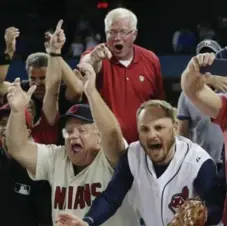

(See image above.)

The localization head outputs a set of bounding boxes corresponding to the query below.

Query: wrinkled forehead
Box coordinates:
[137,106,172,125]
[108,17,132,30]
[28,66,47,78]
[65,117,94,129]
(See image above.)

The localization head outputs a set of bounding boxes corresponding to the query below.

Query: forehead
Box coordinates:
[28,66,47,78]
[65,117,91,128]
[137,106,172,125]
[109,18,132,30]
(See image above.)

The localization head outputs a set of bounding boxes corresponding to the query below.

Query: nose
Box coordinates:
[146,129,158,141]
[68,129,80,139]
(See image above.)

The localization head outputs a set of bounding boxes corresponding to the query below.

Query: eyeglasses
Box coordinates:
[106,30,134,38]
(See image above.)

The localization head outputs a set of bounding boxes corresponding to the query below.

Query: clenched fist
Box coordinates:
[4,27,20,58]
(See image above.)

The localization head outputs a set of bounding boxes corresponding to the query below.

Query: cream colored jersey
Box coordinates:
[29,144,139,226]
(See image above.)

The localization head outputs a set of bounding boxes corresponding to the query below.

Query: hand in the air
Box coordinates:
[77,63,96,96]
[4,27,20,58]
[56,213,88,226]
[90,43,112,62]
[181,53,215,90]
[45,20,66,54]
[7,78,36,113]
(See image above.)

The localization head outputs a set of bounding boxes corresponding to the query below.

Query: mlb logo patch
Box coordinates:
[14,182,31,196]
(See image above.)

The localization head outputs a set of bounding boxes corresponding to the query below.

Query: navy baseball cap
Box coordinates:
[196,39,222,55]
[59,104,94,127]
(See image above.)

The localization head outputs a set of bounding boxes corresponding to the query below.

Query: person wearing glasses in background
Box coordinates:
[80,7,165,144]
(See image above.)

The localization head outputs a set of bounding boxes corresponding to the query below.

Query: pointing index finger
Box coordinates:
[56,19,63,31]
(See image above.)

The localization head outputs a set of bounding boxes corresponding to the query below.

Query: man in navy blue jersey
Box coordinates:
[56,99,225,226]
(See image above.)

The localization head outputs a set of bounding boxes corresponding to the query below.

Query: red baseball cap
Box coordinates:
[0,104,33,129]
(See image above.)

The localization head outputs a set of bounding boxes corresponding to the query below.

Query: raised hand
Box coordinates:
[4,27,20,58]
[7,78,36,113]
[45,20,66,54]
[56,213,88,226]
[77,63,96,95]
[181,53,215,90]
[90,43,112,62]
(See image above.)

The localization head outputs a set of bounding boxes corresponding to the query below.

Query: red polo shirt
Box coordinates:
[81,44,164,143]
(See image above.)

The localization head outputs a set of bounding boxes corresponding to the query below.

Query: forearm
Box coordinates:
[43,56,61,125]
[6,111,28,153]
[61,58,83,99]
[181,73,222,118]
[81,54,102,74]
[86,89,123,147]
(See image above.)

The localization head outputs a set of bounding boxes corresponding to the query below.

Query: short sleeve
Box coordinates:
[213,94,227,131]
[28,144,60,183]
[177,92,190,120]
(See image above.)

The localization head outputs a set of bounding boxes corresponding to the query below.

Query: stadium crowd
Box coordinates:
[1,6,227,226]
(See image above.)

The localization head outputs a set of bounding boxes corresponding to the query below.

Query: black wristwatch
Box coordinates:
[49,52,61,57]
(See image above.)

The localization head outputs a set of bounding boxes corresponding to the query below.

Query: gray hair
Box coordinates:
[25,52,48,71]
[104,8,138,31]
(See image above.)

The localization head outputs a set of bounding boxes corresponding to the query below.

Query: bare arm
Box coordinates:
[42,56,61,125]
[79,63,124,167]
[61,58,83,100]
[181,54,222,119]
[87,89,125,166]
[6,111,37,176]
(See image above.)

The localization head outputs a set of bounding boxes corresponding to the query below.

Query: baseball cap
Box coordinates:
[59,104,94,128]
[0,104,33,129]
[216,47,227,59]
[196,39,222,55]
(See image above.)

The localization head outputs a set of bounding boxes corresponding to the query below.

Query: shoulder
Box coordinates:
[127,141,144,166]
[176,136,211,164]
[36,144,66,159]
[134,45,160,64]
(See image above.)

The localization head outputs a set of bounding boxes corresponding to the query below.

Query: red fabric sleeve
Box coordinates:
[212,95,227,131]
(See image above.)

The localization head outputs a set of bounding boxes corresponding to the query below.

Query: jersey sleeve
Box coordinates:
[177,92,190,120]
[212,94,227,131]
[83,149,134,226]
[28,144,60,182]
[194,159,225,225]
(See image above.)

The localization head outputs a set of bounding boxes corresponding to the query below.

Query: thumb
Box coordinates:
[14,77,21,86]
[27,85,36,97]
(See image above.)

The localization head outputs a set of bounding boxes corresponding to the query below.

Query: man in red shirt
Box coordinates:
[181,52,227,224]
[80,8,164,143]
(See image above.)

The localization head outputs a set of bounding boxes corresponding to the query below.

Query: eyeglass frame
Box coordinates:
[105,29,136,38]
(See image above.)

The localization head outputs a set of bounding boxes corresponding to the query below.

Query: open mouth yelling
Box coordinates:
[148,143,162,151]
[114,44,123,51]
[71,143,83,154]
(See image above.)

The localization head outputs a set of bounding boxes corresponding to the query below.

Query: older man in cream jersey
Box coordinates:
[56,100,225,226]
[5,20,138,226]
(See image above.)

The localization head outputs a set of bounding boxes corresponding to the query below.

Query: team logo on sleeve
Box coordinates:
[168,186,189,214]
[14,182,31,196]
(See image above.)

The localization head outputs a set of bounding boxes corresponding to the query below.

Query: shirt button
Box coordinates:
[126,77,129,80]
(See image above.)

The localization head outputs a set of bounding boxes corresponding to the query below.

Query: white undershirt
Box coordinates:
[119,56,133,67]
